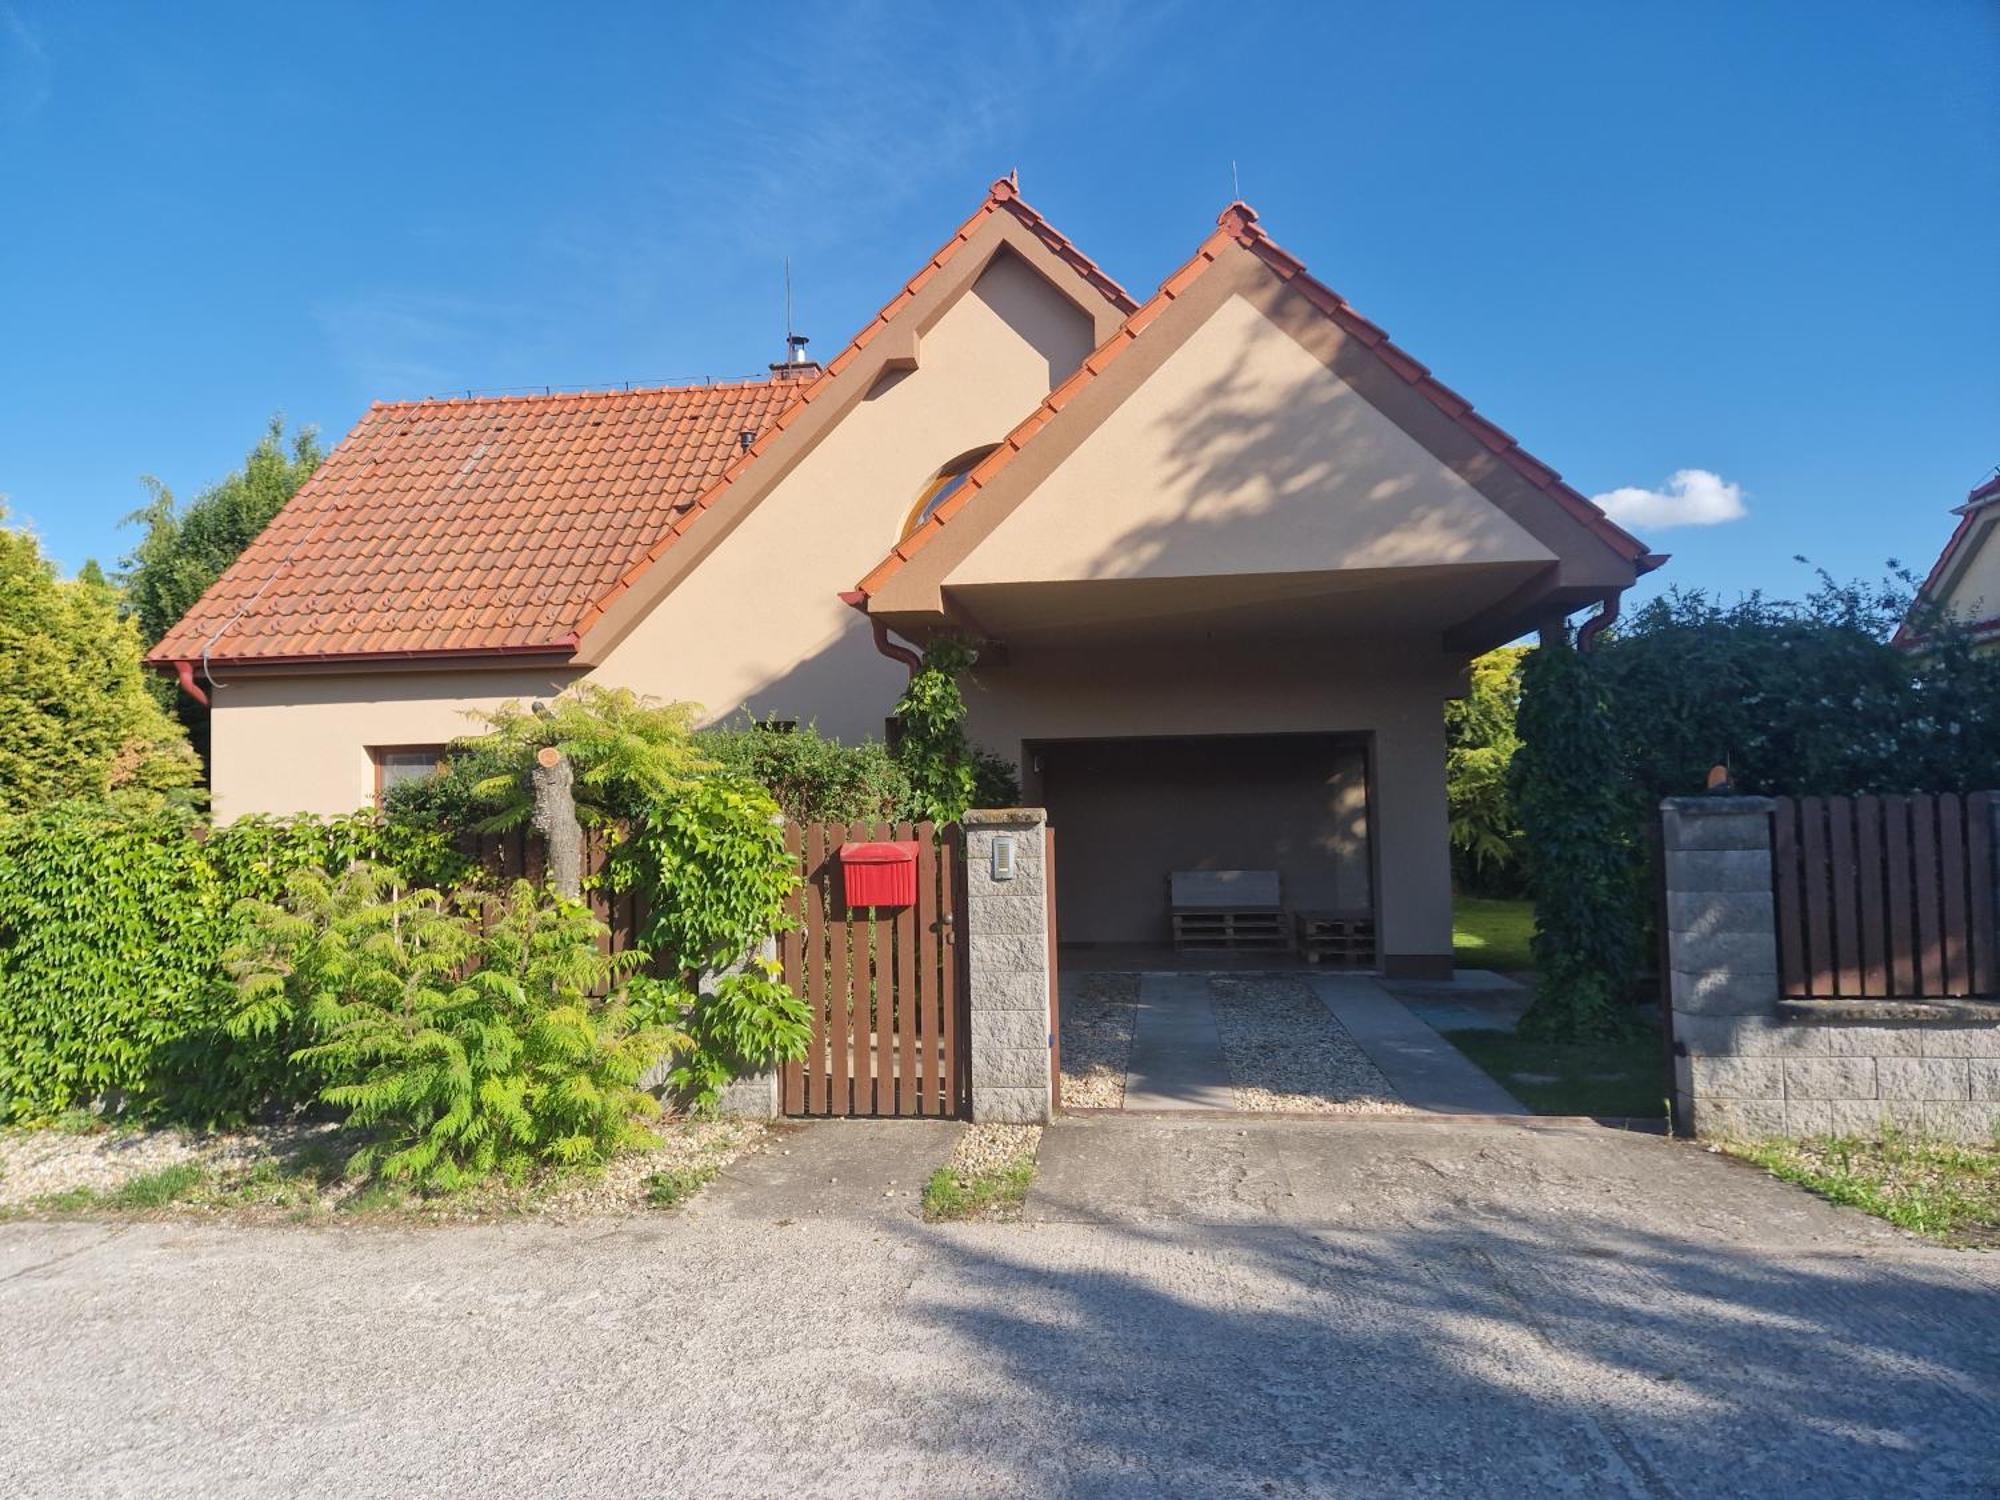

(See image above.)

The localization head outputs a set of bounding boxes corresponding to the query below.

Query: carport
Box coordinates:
[1029,731,1373,960]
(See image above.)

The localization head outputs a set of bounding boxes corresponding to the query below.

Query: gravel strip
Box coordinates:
[1059,972,1138,1109]
[532,1118,767,1220]
[1209,974,1412,1113]
[945,1122,1042,1181]
[0,1115,767,1221]
[0,1121,341,1208]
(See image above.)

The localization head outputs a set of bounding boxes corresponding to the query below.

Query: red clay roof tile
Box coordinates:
[148,379,801,666]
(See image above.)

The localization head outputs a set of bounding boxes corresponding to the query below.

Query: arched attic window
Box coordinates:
[901,444,1001,540]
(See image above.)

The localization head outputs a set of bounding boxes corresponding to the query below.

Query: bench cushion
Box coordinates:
[1169,869,1281,909]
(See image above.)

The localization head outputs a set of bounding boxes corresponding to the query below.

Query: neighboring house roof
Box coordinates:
[149,177,1131,675]
[853,202,1659,606]
[1896,467,2000,648]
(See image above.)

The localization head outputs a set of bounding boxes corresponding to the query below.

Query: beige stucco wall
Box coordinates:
[590,248,1097,743]
[949,291,1556,589]
[967,640,1459,966]
[207,666,579,819]
[205,250,1097,818]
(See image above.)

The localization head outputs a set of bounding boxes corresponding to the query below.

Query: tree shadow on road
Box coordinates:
[900,1209,1998,1499]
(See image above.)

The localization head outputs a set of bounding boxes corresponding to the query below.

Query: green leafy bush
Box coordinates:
[0,802,223,1121]
[434,687,811,1110]
[1595,574,2000,798]
[696,719,913,823]
[614,774,810,1107]
[229,869,678,1190]
[0,802,462,1124]
[1445,646,1526,894]
[460,685,709,829]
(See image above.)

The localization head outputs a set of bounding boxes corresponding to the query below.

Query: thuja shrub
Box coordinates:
[0,802,463,1124]
[229,869,677,1189]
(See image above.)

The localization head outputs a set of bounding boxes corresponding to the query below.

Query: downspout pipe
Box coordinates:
[171,658,211,707]
[1575,592,1621,653]
[837,591,922,681]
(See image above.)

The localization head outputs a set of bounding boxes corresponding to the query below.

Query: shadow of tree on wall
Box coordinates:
[1069,336,1517,594]
[895,1210,1999,1498]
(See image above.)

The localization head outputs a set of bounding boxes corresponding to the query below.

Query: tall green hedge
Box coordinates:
[1509,642,1638,1039]
[0,804,461,1124]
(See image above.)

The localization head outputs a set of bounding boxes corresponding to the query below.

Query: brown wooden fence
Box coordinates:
[1771,794,1998,999]
[779,821,967,1118]
[462,822,971,1114]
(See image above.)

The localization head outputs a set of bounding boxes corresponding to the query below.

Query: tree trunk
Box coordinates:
[530,746,583,900]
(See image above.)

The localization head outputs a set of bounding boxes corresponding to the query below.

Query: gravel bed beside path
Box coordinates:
[0,1122,339,1209]
[0,1116,767,1221]
[1058,972,1138,1109]
[1209,973,1412,1113]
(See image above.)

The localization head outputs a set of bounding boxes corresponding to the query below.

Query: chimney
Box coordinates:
[770,332,820,381]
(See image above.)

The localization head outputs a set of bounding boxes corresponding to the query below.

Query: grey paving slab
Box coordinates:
[1312,972,1530,1115]
[1124,972,1235,1110]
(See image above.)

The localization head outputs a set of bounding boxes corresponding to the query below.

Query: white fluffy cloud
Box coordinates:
[1591,469,1747,529]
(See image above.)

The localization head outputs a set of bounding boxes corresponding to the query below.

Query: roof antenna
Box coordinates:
[1231,160,1241,200]
[775,257,811,373]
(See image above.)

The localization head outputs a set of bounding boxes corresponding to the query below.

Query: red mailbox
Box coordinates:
[838,840,919,908]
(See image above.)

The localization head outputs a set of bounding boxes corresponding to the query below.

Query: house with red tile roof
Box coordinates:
[150,178,1658,975]
[1899,470,2000,650]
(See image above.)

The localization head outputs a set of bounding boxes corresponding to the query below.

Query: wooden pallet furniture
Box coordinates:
[1295,909,1377,969]
[1169,870,1289,953]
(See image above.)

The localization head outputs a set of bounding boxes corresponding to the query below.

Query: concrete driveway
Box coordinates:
[2,1116,1996,1499]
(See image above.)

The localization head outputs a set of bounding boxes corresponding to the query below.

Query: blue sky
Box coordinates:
[2,1,1994,606]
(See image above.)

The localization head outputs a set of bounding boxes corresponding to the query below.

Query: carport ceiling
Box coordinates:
[945,561,1543,647]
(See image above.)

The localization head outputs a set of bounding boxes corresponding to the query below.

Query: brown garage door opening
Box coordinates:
[1029,733,1373,952]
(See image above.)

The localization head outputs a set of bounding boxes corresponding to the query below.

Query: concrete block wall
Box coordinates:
[962,808,1055,1124]
[696,934,781,1120]
[1665,796,2000,1141]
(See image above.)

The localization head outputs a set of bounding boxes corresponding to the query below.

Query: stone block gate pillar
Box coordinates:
[961,808,1055,1124]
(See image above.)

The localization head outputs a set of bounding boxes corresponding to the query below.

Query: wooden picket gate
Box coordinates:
[778,821,968,1118]
[1771,793,1998,1000]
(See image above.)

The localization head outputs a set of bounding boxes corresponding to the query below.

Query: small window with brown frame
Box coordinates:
[369,744,447,802]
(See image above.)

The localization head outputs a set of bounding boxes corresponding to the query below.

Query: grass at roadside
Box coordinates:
[1442,1022,1668,1119]
[643,1161,722,1209]
[1452,895,1535,974]
[922,1124,1041,1223]
[1723,1132,2000,1247]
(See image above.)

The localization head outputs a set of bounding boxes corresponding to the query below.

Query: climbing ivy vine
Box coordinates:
[892,638,983,824]
[1508,636,1640,1040]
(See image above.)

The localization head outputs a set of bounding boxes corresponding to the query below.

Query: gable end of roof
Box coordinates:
[855,201,1658,603]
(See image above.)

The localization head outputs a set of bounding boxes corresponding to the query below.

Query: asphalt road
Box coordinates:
[3,1116,1996,1498]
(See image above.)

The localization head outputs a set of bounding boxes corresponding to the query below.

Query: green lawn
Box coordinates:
[1442,1022,1669,1120]
[1724,1133,2000,1247]
[1452,895,1535,974]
